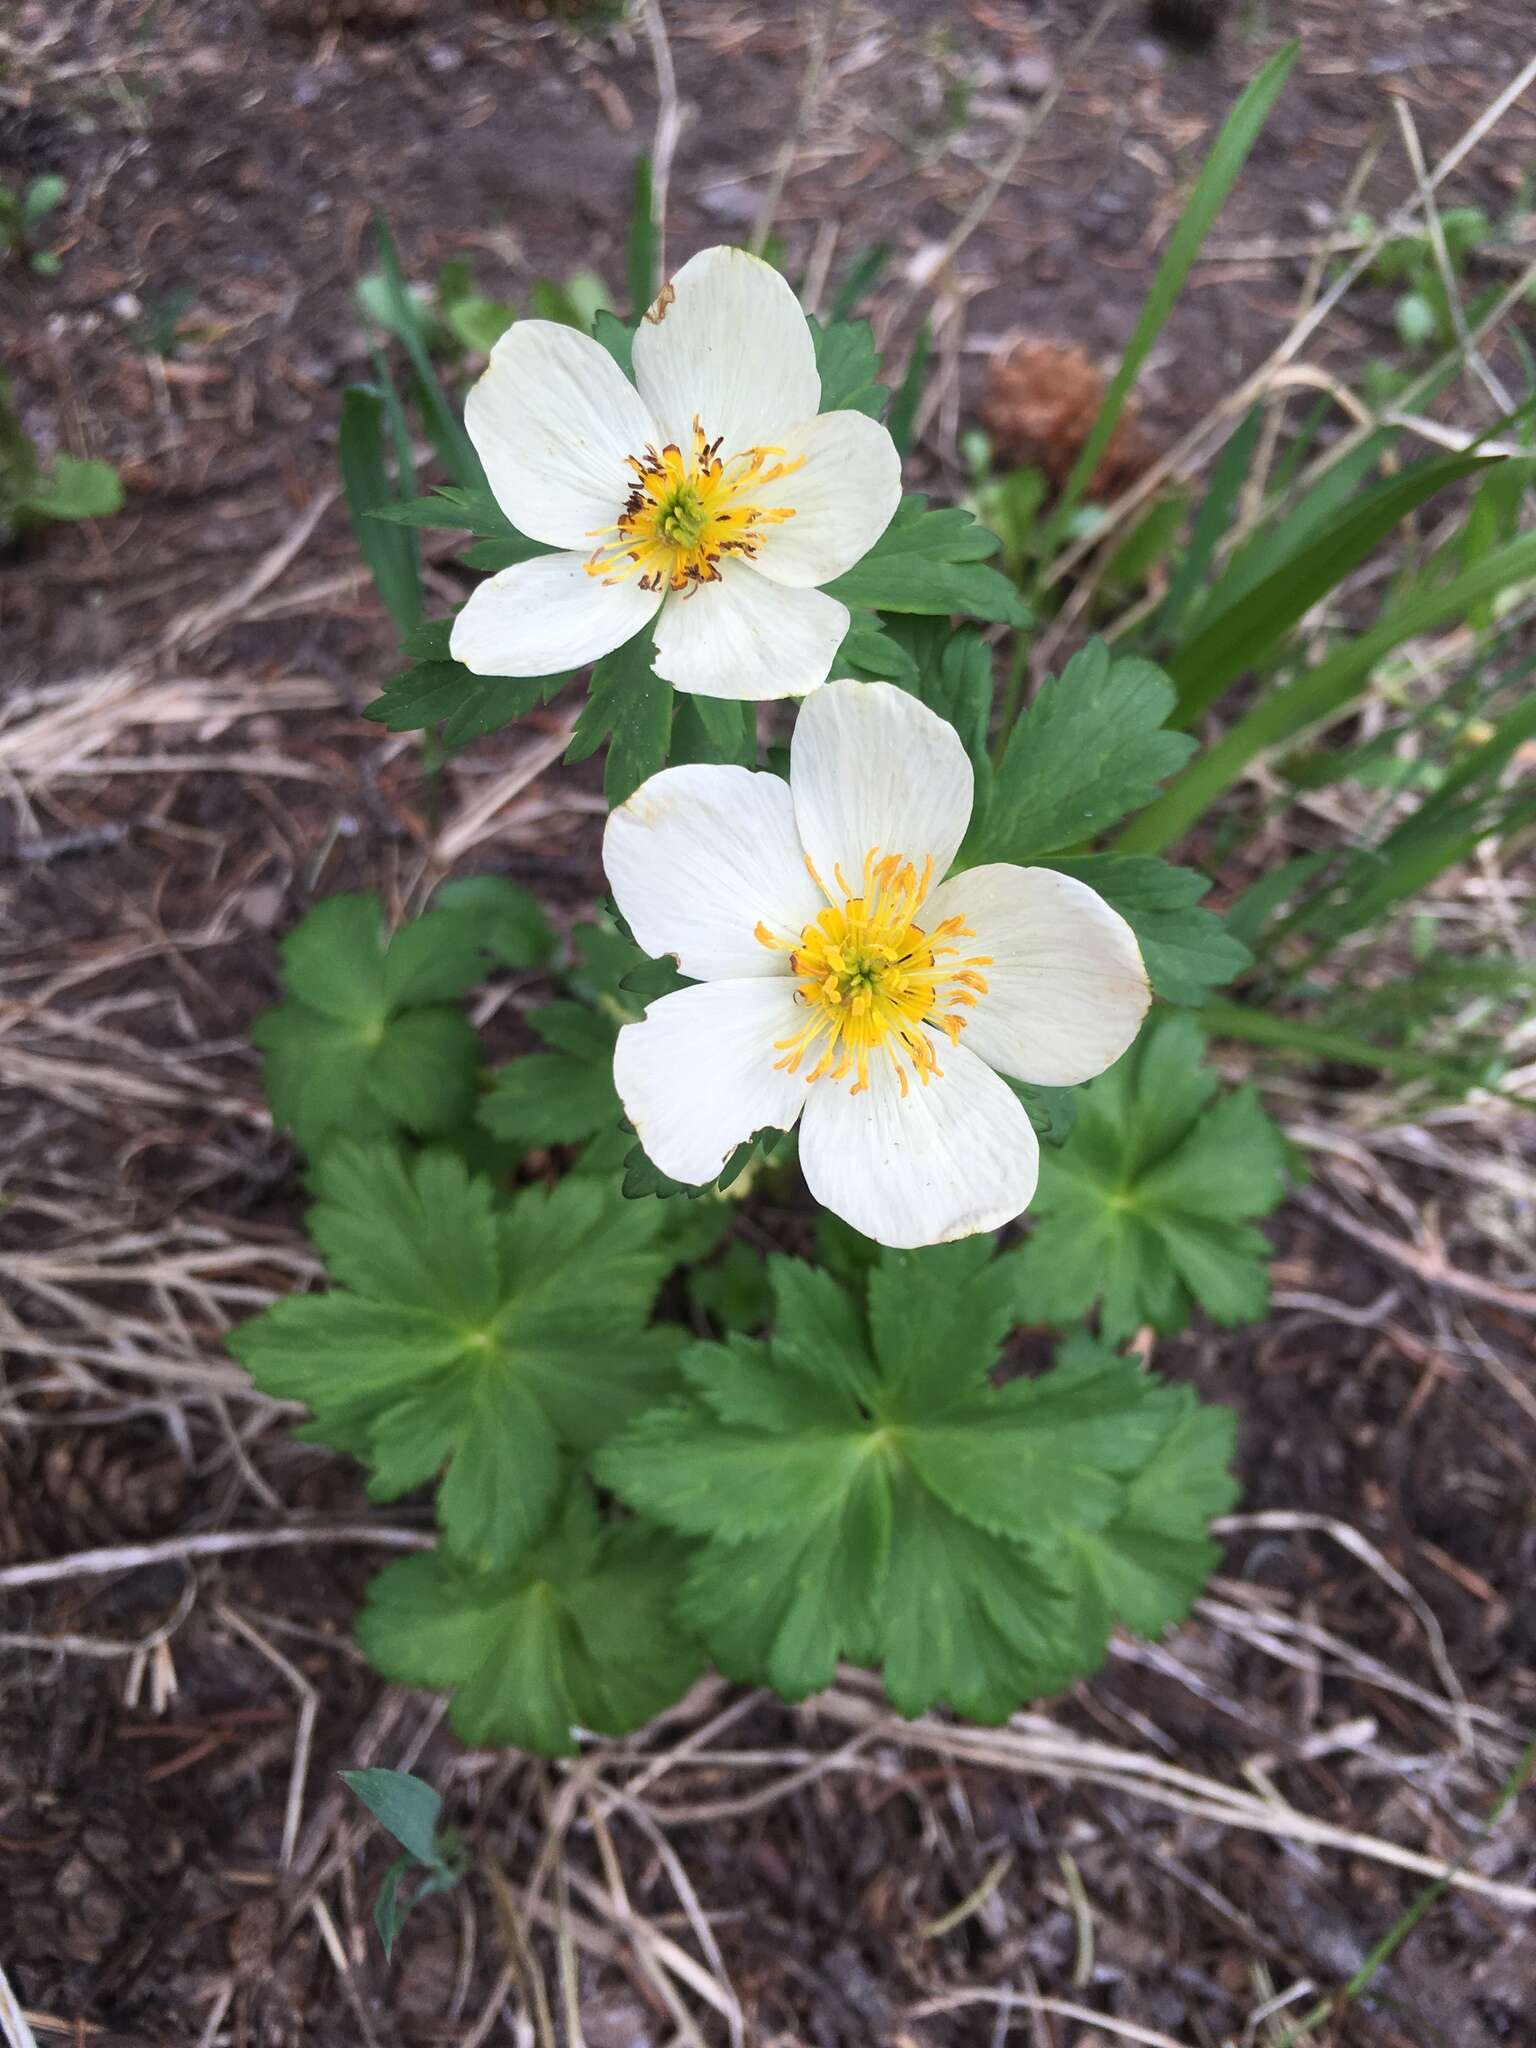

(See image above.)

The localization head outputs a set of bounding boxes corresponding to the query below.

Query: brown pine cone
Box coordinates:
[980,337,1159,503]
[38,1432,189,1550]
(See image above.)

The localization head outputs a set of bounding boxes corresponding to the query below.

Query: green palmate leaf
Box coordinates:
[1051,1391,1237,1667]
[429,873,555,969]
[252,890,524,1154]
[479,1000,622,1153]
[810,315,889,418]
[366,627,568,747]
[689,1238,774,1334]
[1008,1078,1078,1149]
[565,621,670,804]
[1016,1010,1287,1341]
[824,494,1032,626]
[882,618,995,787]
[622,1124,789,1202]
[966,642,1194,864]
[356,1485,701,1754]
[599,1247,1230,1719]
[834,610,921,687]
[230,1144,682,1569]
[1045,855,1251,1006]
[670,692,758,768]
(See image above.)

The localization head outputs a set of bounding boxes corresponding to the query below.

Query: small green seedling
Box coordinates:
[0,372,123,544]
[0,174,67,274]
[340,1768,468,1958]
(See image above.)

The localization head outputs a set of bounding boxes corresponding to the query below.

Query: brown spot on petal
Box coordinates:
[643,280,676,324]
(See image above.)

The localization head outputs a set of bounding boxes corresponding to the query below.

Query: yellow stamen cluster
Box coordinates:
[756,849,991,1097]
[586,420,802,593]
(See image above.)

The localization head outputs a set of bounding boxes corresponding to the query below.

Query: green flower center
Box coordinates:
[656,481,709,551]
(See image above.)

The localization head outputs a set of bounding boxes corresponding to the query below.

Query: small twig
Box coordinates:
[0,1571,196,1661]
[216,1602,318,1869]
[0,1522,434,1593]
[481,1852,558,2048]
[884,0,1120,333]
[638,0,682,287]
[1212,1510,1473,1754]
[1392,99,1515,418]
[1041,51,1536,590]
[0,1962,42,2048]
[749,0,844,256]
[907,1988,1186,2048]
[1294,1189,1536,1317]
[310,1895,381,2048]
[161,488,338,655]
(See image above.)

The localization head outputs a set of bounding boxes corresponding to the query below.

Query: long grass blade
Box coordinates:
[1040,40,1298,558]
[1118,527,1536,854]
[1169,453,1508,724]
[887,321,930,457]
[627,153,655,315]
[339,386,422,637]
[373,213,483,490]
[1155,404,1262,641]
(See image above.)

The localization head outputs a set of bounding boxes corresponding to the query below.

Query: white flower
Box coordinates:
[604,679,1152,1249]
[448,246,902,702]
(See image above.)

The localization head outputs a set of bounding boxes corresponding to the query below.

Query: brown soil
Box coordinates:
[3,3,1535,2044]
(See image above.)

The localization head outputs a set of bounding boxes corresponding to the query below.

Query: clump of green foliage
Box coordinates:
[236,45,1534,1764]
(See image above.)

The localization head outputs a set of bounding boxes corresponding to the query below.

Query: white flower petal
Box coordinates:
[613,979,807,1186]
[652,564,847,701]
[797,1034,1039,1249]
[449,550,660,677]
[925,864,1151,1086]
[748,411,903,589]
[790,678,973,890]
[604,764,822,980]
[632,245,821,456]
[465,320,658,549]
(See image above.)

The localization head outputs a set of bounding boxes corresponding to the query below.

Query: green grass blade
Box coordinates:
[373,213,483,491]
[627,153,654,316]
[1169,453,1507,724]
[339,386,422,637]
[1155,404,1262,641]
[1197,428,1393,631]
[1198,1001,1498,1089]
[1041,39,1298,558]
[1274,1739,1535,2046]
[827,240,892,324]
[887,321,930,457]
[1118,526,1536,855]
